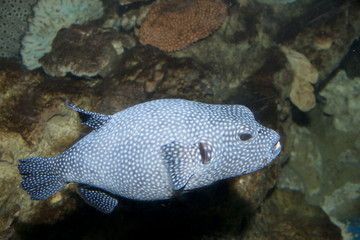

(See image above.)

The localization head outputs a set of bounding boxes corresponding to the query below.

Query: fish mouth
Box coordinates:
[261,141,281,167]
[272,141,281,157]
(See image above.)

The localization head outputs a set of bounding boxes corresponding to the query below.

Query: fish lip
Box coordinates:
[272,140,282,157]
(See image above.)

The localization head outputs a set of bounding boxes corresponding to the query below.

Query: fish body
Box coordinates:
[18,99,281,213]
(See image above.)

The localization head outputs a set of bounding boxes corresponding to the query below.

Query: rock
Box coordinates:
[319,70,360,133]
[101,46,221,113]
[40,24,136,77]
[231,166,278,209]
[118,0,150,5]
[277,106,360,239]
[255,0,296,5]
[323,182,360,220]
[281,46,318,112]
[242,188,342,240]
[0,62,101,144]
[313,32,333,50]
[0,60,103,239]
[288,1,360,82]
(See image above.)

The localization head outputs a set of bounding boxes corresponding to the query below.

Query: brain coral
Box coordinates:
[0,0,37,58]
[139,0,227,52]
[20,0,104,70]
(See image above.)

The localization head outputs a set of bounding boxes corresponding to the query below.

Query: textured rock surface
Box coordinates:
[0,60,102,239]
[139,0,227,51]
[281,46,318,112]
[282,0,360,82]
[40,24,135,77]
[255,0,296,4]
[277,105,360,239]
[242,188,342,240]
[101,46,221,112]
[319,70,360,133]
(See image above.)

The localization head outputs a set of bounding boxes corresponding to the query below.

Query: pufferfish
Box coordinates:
[18,99,281,213]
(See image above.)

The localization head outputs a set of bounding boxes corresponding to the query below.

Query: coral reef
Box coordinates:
[281,46,318,112]
[20,0,104,70]
[2,0,360,239]
[0,0,37,59]
[139,0,227,51]
[40,24,135,77]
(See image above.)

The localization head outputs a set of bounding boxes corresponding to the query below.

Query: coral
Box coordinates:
[139,0,227,52]
[20,0,104,70]
[281,46,318,112]
[0,0,37,58]
[40,24,135,77]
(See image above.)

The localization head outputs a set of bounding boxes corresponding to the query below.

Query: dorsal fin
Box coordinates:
[66,101,111,130]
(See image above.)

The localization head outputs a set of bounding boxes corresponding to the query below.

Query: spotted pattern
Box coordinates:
[66,101,110,129]
[18,99,281,213]
[18,157,65,200]
[78,187,118,214]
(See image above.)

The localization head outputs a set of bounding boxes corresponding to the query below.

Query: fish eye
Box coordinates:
[239,133,252,141]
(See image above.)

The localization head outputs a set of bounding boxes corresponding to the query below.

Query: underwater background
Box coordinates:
[0,0,359,239]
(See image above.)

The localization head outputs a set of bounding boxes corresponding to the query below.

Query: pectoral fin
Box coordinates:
[162,141,213,191]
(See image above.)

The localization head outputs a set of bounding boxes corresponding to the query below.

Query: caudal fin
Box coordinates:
[18,157,66,200]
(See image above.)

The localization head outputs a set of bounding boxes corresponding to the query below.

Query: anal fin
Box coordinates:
[78,186,118,214]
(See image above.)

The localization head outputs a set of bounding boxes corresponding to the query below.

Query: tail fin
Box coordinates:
[18,157,66,200]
